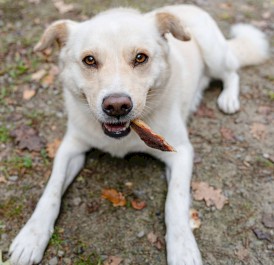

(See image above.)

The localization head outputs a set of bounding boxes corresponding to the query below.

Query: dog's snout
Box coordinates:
[102,93,133,117]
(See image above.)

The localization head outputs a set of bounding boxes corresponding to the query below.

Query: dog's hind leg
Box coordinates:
[217,71,240,114]
[9,133,90,265]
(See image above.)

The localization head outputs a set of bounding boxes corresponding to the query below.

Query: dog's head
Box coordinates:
[35,8,190,138]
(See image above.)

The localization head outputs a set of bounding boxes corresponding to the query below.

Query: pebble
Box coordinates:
[73,197,82,206]
[48,257,58,265]
[63,258,72,264]
[267,244,274,250]
[57,250,65,257]
[1,233,8,241]
[8,175,18,182]
[137,230,145,238]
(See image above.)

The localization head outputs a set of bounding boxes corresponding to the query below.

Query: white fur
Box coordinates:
[9,5,269,265]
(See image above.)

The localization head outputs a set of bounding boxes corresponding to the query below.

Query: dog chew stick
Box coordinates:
[131,119,176,152]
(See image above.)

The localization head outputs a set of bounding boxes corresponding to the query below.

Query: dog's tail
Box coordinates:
[228,24,269,68]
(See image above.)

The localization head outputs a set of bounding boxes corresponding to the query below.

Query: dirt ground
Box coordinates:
[0,0,273,264]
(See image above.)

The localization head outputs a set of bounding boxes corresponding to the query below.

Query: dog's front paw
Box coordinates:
[166,232,202,265]
[217,90,240,114]
[9,220,52,265]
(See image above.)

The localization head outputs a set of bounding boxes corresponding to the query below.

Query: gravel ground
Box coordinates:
[0,0,273,265]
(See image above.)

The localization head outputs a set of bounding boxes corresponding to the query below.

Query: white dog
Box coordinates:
[9,5,268,265]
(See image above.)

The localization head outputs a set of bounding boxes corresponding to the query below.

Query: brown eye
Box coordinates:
[134,53,148,66]
[83,55,97,67]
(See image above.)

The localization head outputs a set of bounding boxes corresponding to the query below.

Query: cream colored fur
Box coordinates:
[9,5,269,265]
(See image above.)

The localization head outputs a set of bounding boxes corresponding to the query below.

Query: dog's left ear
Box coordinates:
[155,12,191,41]
[34,20,78,52]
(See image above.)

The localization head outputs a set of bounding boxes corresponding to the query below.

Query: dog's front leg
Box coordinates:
[164,143,203,265]
[9,133,90,265]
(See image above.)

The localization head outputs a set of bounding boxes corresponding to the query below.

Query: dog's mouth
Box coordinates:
[102,121,131,138]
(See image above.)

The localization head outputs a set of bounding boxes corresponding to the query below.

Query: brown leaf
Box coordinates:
[41,65,59,86]
[0,176,7,184]
[189,208,202,230]
[23,88,36,100]
[194,103,215,119]
[10,125,45,152]
[101,188,126,207]
[46,138,61,159]
[220,127,235,141]
[235,246,249,261]
[147,232,165,250]
[191,181,228,210]
[147,232,157,244]
[103,256,123,265]
[131,199,146,210]
[52,0,75,14]
[250,123,267,140]
[31,69,46,82]
[41,74,54,86]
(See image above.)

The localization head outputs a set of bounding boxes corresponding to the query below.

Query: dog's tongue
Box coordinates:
[130,119,176,152]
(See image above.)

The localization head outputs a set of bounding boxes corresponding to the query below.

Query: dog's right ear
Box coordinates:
[155,12,191,42]
[34,20,78,52]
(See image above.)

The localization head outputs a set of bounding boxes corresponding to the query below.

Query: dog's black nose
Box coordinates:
[102,93,133,117]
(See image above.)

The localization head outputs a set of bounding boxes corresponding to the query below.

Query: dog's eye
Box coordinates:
[134,53,148,66]
[83,55,97,67]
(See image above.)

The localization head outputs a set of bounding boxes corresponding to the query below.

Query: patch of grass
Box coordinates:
[6,155,33,170]
[9,61,29,79]
[268,91,274,101]
[40,148,50,166]
[265,75,274,82]
[24,110,46,125]
[0,126,10,143]
[49,227,64,247]
[0,87,8,104]
[256,157,274,168]
[0,197,24,218]
[75,252,103,265]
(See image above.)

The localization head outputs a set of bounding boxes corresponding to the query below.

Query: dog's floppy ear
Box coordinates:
[34,20,78,52]
[155,12,191,41]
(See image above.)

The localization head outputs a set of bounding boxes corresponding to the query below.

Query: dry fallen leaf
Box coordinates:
[147,232,165,250]
[46,138,61,159]
[250,122,267,140]
[23,88,36,100]
[42,74,55,86]
[147,231,157,244]
[101,188,126,207]
[220,127,235,141]
[31,69,47,82]
[10,125,45,152]
[41,65,59,86]
[131,199,147,210]
[0,176,7,184]
[52,0,75,14]
[235,246,249,261]
[189,208,202,230]
[103,256,123,265]
[191,181,228,210]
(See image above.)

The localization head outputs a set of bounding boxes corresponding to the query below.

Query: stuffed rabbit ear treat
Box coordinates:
[131,119,176,152]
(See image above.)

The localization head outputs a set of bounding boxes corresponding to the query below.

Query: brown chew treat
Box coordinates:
[131,119,176,152]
